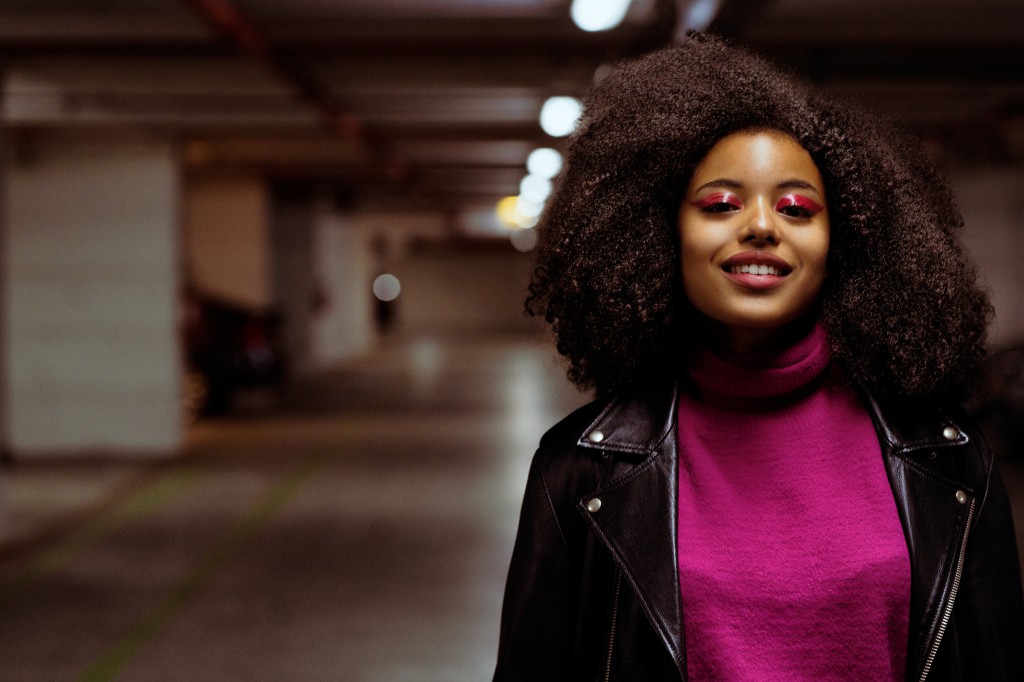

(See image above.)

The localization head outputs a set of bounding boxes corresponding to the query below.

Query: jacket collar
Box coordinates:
[858,389,970,455]
[575,379,680,458]
[579,377,970,457]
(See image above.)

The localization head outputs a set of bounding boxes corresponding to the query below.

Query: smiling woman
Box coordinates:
[678,129,830,354]
[494,34,1024,682]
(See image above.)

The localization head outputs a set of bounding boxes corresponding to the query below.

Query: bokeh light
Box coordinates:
[526,147,563,179]
[519,174,552,203]
[685,0,721,31]
[515,196,544,220]
[570,0,632,32]
[372,274,401,301]
[510,227,538,252]
[496,195,539,229]
[539,96,582,137]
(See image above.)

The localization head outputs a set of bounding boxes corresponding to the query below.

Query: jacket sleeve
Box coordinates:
[493,449,578,682]
[956,455,1024,679]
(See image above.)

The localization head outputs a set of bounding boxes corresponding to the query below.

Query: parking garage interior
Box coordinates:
[1,1,1023,680]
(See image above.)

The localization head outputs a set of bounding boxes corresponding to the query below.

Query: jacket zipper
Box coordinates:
[918,496,976,682]
[603,570,624,682]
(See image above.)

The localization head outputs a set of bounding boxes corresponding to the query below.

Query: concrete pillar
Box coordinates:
[272,186,376,375]
[271,184,317,378]
[3,131,181,458]
[310,202,373,367]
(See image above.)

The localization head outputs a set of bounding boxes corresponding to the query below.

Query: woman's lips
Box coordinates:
[721,252,792,289]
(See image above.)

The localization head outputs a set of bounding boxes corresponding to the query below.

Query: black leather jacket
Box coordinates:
[494,379,1024,681]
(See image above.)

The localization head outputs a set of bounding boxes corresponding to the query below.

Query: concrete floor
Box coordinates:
[0,333,587,682]
[0,332,1022,681]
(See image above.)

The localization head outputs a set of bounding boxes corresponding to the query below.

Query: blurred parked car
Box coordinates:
[181,290,287,419]
[970,344,1024,461]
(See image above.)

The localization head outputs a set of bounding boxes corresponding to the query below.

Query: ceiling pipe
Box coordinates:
[180,0,373,144]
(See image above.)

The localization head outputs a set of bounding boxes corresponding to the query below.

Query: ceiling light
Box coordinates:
[684,0,721,32]
[520,174,553,203]
[496,196,540,230]
[540,96,582,137]
[527,148,563,179]
[496,196,521,228]
[516,196,544,220]
[571,0,633,32]
[510,228,539,253]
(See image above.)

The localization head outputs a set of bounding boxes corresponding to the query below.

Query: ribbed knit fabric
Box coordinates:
[677,325,910,681]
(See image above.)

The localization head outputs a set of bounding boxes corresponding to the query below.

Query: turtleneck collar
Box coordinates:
[685,323,831,399]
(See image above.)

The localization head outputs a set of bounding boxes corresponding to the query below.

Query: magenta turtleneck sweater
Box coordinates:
[677,325,910,681]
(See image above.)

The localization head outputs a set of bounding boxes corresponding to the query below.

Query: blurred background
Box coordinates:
[0,1,1021,680]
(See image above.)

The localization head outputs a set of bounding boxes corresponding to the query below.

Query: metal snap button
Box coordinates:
[588,430,605,444]
[586,498,602,513]
[942,426,959,441]
[955,490,968,505]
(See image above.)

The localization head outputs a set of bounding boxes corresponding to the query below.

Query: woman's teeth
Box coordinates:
[730,264,781,276]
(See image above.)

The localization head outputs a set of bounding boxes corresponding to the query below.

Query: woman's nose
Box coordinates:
[743,197,779,244]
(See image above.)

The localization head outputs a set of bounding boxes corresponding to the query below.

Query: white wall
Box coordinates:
[339,210,541,337]
[390,248,540,335]
[3,132,181,457]
[279,203,539,355]
[271,194,380,376]
[183,174,271,308]
[954,166,1024,348]
[310,209,373,367]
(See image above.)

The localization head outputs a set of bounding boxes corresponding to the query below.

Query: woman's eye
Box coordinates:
[775,194,823,219]
[690,192,741,214]
[703,201,738,214]
[778,204,814,218]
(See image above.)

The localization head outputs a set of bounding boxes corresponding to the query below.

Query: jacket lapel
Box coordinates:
[860,390,979,681]
[574,380,686,675]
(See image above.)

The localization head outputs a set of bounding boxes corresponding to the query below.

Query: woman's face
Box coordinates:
[678,129,830,354]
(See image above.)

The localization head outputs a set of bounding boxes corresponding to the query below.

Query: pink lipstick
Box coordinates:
[721,251,792,289]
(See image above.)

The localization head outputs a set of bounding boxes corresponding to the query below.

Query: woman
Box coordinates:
[494,35,1024,681]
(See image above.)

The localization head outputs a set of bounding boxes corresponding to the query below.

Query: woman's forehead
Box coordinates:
[689,130,824,191]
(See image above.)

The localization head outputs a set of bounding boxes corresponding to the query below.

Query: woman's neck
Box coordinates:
[699,316,819,358]
[686,322,831,400]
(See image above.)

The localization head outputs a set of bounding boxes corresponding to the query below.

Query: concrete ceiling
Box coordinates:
[2,0,1022,228]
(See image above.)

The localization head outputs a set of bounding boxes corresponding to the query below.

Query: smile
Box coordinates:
[721,251,793,279]
[728,263,784,276]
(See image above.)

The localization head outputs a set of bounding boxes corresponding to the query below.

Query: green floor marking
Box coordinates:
[79,457,324,682]
[0,468,201,604]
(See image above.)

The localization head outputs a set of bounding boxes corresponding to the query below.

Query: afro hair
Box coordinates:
[527,34,991,400]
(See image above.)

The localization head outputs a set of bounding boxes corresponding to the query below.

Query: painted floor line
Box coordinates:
[0,468,201,604]
[79,456,325,682]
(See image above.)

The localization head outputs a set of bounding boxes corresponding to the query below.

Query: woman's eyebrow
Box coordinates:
[693,178,742,192]
[693,178,823,193]
[778,179,818,190]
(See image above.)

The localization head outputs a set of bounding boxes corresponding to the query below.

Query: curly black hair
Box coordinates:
[527,34,991,399]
